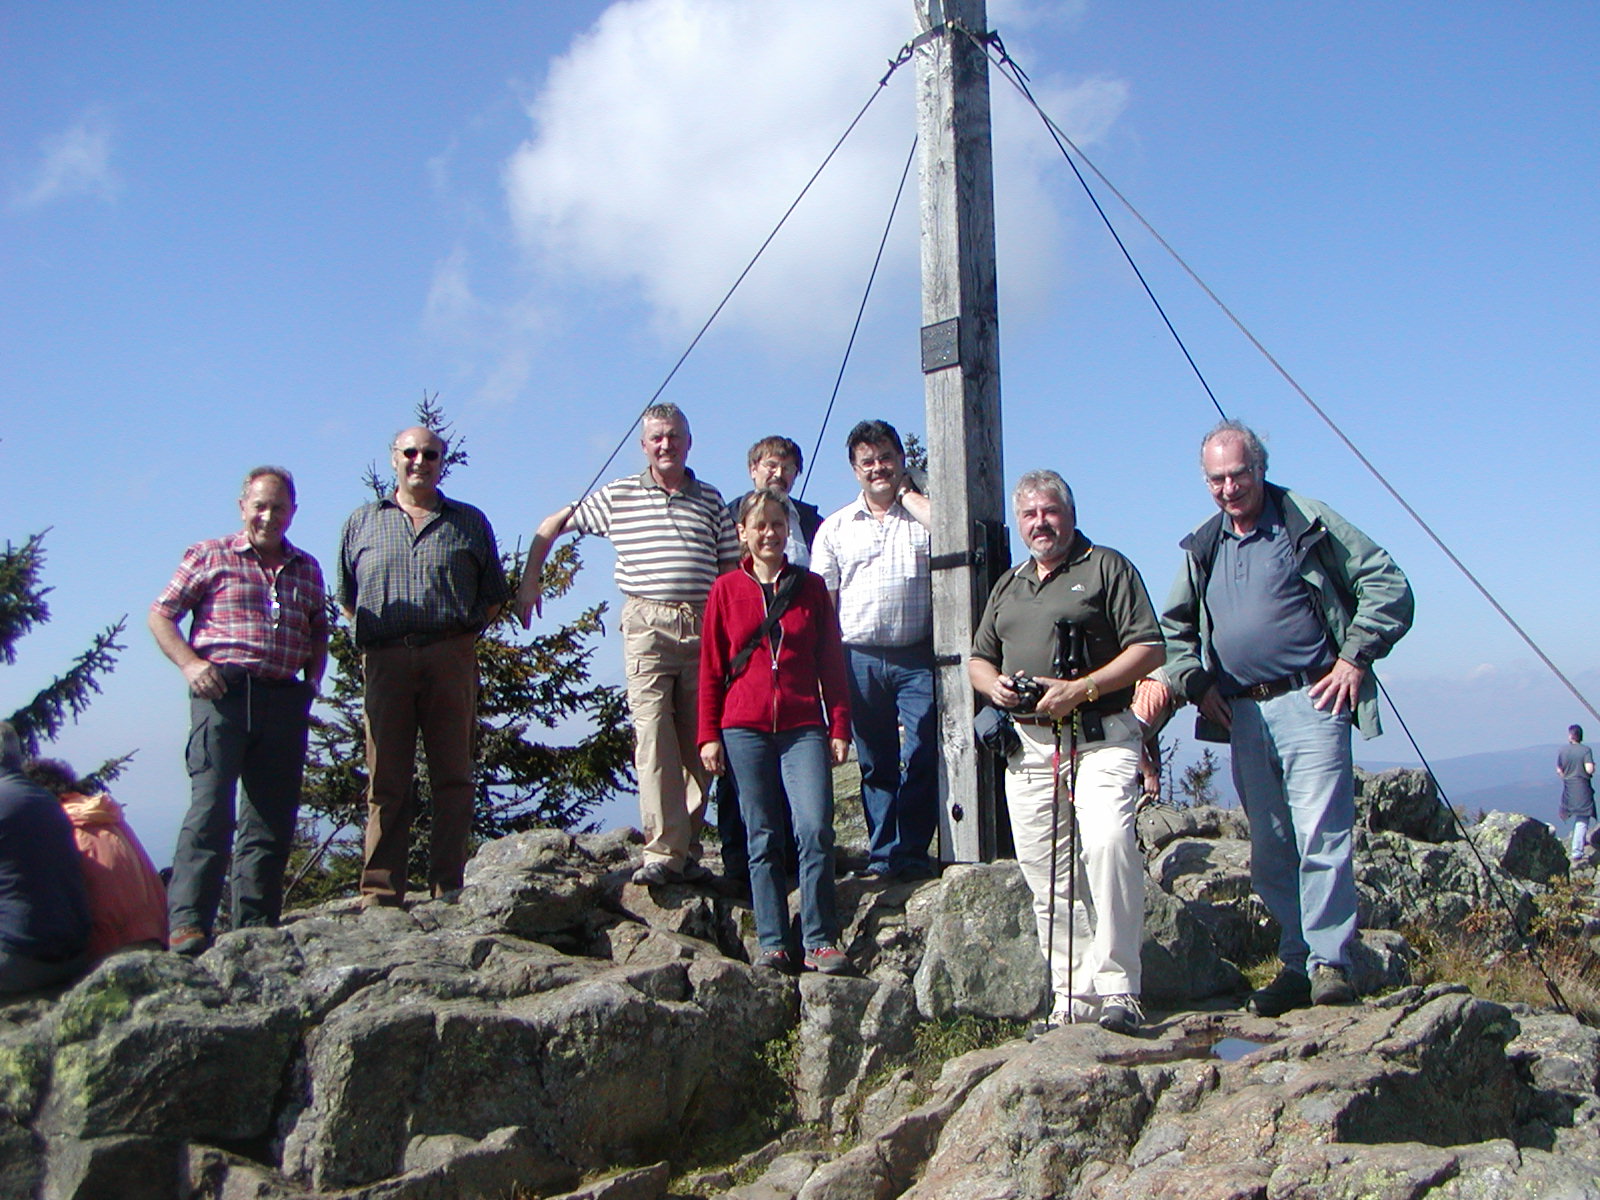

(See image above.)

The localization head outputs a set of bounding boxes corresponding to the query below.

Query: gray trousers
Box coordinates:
[167,667,313,932]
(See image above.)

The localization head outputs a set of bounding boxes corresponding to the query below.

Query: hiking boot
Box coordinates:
[169,926,211,957]
[757,949,797,974]
[631,861,675,886]
[1311,964,1356,1006]
[1098,994,1144,1036]
[677,860,714,884]
[803,945,853,975]
[1247,968,1311,1017]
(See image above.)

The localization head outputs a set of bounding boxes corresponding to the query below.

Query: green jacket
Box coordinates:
[1160,483,1414,740]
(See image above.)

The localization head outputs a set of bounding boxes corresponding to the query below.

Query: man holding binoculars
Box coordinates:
[969,469,1164,1035]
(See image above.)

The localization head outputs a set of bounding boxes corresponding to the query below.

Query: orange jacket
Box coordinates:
[60,793,167,957]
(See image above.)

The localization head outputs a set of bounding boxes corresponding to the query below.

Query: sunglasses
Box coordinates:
[399,447,441,461]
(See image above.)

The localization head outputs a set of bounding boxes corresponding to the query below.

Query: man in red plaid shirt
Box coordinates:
[149,467,328,955]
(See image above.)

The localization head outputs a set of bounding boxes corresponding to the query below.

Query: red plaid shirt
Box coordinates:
[152,534,328,681]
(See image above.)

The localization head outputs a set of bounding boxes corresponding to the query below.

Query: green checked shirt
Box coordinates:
[338,493,510,647]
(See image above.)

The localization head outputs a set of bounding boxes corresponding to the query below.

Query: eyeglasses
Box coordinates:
[398,447,441,461]
[1205,466,1257,491]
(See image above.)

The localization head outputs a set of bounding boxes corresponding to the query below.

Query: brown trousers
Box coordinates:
[360,633,478,904]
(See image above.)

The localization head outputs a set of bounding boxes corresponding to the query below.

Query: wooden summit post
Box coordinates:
[914,0,1006,862]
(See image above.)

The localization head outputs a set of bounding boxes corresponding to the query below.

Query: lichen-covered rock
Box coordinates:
[1473,812,1569,884]
[794,975,916,1130]
[1358,766,1460,843]
[911,862,1046,1022]
[1139,885,1245,1004]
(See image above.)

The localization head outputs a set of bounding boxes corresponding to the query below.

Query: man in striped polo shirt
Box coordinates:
[150,466,328,954]
[516,403,739,885]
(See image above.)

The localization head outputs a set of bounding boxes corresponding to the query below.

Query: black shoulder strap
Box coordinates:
[725,569,803,687]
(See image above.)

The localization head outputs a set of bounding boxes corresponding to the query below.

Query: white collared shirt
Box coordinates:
[812,495,931,647]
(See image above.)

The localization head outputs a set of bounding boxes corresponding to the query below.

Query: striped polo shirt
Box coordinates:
[571,469,739,604]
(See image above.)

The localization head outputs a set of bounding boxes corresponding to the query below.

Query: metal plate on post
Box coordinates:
[920,318,960,372]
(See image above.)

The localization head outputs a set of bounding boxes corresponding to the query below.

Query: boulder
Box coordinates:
[1139,885,1245,1004]
[1473,812,1569,884]
[794,975,916,1130]
[1358,766,1460,843]
[911,862,1047,1021]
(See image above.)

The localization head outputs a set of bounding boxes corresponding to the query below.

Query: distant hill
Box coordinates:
[1161,739,1568,829]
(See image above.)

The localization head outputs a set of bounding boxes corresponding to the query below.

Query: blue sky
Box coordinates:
[5,1,1599,855]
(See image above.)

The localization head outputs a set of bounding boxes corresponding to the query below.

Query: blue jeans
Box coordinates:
[1229,686,1357,973]
[844,644,937,873]
[722,727,837,952]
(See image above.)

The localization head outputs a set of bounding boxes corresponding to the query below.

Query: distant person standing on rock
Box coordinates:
[1163,420,1413,1018]
[1556,724,1595,864]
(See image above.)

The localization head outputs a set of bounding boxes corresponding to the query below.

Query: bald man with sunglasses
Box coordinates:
[339,426,509,909]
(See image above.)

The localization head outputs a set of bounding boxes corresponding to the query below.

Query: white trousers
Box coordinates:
[1006,710,1144,1005]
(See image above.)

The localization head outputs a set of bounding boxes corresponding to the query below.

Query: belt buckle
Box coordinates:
[1243,681,1273,701]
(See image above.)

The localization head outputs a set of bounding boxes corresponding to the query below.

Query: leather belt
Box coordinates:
[1225,670,1324,702]
[366,628,471,651]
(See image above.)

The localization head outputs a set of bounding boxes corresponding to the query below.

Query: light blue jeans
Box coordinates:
[723,727,837,953]
[1228,686,1356,973]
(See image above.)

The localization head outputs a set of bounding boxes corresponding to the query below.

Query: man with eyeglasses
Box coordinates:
[1162,419,1412,1016]
[340,426,509,908]
[150,466,327,954]
[812,419,938,882]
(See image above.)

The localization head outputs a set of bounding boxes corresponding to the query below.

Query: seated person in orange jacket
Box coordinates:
[24,758,167,957]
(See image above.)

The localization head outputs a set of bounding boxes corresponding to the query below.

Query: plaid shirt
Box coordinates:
[812,495,932,647]
[338,493,510,647]
[152,534,328,681]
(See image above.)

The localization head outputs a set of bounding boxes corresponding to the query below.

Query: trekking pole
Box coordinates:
[1064,711,1080,1020]
[1045,717,1063,1021]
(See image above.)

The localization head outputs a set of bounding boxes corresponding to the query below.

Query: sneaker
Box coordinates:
[1034,997,1096,1034]
[843,865,894,884]
[757,949,797,974]
[1311,964,1356,1006]
[1247,968,1312,1017]
[1098,994,1144,1036]
[631,861,674,886]
[169,926,211,957]
[803,945,853,975]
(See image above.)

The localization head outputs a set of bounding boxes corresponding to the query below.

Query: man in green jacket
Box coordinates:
[1162,420,1413,1017]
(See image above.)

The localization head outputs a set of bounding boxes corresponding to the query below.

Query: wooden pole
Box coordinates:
[915,0,1006,862]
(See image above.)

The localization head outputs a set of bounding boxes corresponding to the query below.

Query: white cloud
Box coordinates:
[12,113,121,210]
[502,0,1127,343]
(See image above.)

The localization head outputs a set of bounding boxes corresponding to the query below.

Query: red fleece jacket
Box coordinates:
[698,560,851,745]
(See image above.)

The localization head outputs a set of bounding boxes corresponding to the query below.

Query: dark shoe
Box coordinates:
[677,860,714,884]
[711,873,752,901]
[631,861,675,886]
[843,865,894,884]
[757,949,797,974]
[894,860,940,882]
[1248,968,1311,1017]
[1311,964,1356,1006]
[1098,994,1144,1036]
[803,945,853,975]
[169,926,211,957]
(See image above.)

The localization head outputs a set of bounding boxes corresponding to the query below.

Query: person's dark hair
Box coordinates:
[0,723,21,772]
[747,436,803,476]
[845,419,902,463]
[736,487,790,527]
[242,466,297,505]
[1200,419,1268,475]
[1571,724,1584,742]
[22,757,78,797]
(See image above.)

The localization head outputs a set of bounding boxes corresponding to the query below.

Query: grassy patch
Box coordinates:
[1405,881,1600,1021]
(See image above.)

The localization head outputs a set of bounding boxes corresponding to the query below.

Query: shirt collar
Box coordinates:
[1016,530,1093,583]
[848,492,908,520]
[1220,492,1283,542]
[638,467,704,499]
[228,532,305,563]
[379,490,456,514]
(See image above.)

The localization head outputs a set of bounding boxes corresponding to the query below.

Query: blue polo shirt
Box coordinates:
[1204,494,1331,692]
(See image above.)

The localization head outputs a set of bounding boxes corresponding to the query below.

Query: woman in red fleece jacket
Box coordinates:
[699,489,852,974]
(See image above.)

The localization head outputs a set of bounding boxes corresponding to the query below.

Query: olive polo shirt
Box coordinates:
[971,530,1163,714]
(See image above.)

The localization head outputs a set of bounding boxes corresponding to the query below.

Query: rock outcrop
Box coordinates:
[1,769,1594,1199]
